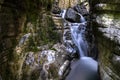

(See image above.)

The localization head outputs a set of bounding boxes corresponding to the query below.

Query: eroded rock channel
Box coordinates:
[1,0,120,80]
[54,2,99,80]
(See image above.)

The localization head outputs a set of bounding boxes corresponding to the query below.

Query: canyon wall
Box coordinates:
[91,0,120,80]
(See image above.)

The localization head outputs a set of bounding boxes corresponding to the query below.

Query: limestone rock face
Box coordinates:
[91,0,120,80]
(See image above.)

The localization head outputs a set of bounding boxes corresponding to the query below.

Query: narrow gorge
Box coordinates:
[0,0,120,80]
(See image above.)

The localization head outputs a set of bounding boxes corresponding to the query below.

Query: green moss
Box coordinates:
[28,36,36,51]
[37,14,60,45]
[0,0,55,80]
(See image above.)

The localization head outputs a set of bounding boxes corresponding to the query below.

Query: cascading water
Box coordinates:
[60,10,67,19]
[61,9,88,57]
[70,22,88,57]
[60,9,99,80]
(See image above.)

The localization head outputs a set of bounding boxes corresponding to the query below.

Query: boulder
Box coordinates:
[73,4,89,16]
[65,8,81,23]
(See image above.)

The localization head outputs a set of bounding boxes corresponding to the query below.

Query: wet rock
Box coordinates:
[63,22,70,29]
[65,8,81,23]
[63,29,74,45]
[63,29,77,55]
[64,42,77,55]
[58,60,70,78]
[73,4,89,16]
[64,30,72,40]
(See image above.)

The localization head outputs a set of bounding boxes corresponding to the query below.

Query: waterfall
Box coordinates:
[80,14,86,23]
[70,23,87,57]
[61,9,88,57]
[61,7,98,80]
[70,15,88,57]
[60,8,98,80]
[60,10,67,18]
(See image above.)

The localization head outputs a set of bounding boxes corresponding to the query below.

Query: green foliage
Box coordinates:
[37,15,60,45]
[27,36,39,52]
[0,0,55,80]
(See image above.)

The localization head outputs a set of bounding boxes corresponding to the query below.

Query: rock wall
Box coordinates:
[0,0,62,80]
[0,0,120,80]
[91,0,120,80]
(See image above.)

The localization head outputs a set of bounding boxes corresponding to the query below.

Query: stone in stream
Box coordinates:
[58,60,70,79]
[64,8,81,23]
[73,4,89,16]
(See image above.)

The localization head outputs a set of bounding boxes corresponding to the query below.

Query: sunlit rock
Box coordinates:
[99,27,120,43]
[96,14,120,44]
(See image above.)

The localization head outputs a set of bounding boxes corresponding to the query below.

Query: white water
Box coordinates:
[60,8,98,59]
[79,13,86,22]
[66,57,98,80]
[61,9,88,57]
[61,9,67,18]
[70,15,88,57]
[61,9,98,80]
